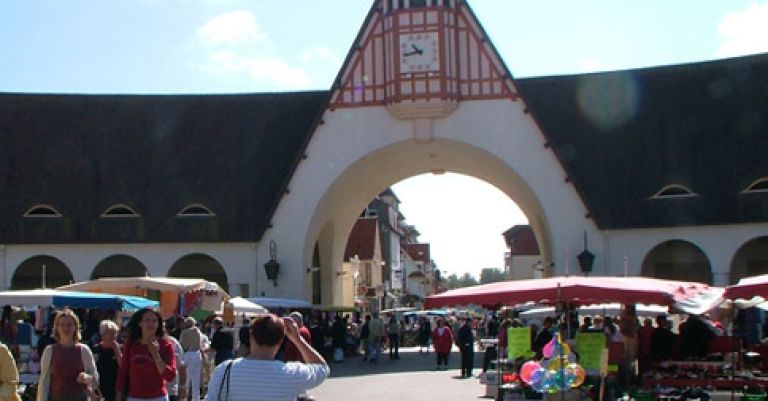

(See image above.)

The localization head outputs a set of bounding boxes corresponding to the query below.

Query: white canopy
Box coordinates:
[59,277,229,298]
[246,297,312,309]
[224,297,268,315]
[520,303,669,320]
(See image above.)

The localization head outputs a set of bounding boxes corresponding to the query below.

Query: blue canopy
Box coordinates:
[0,289,158,311]
[52,292,158,311]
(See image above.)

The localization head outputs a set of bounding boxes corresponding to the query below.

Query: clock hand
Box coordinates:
[410,44,424,54]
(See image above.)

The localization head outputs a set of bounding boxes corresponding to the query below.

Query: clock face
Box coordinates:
[399,32,439,73]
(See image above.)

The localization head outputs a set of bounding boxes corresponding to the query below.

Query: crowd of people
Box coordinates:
[0,306,329,401]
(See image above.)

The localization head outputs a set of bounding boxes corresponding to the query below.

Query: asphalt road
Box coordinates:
[309,345,491,401]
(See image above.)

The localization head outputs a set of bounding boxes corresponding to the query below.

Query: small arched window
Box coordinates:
[651,184,697,199]
[743,177,768,193]
[101,204,139,218]
[177,204,215,217]
[23,204,62,218]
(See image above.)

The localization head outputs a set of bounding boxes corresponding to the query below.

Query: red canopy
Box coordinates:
[424,275,713,309]
[724,273,768,300]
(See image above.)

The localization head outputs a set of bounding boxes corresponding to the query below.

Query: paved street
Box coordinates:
[310,346,490,401]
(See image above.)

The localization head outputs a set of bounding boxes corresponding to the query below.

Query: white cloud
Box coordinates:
[300,46,343,66]
[199,50,313,89]
[717,2,768,58]
[196,11,266,46]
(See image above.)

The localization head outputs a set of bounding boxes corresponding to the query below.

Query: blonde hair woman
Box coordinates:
[37,308,99,401]
[0,341,19,401]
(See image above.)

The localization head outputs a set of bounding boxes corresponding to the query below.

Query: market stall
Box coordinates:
[0,288,158,310]
[220,296,267,324]
[59,277,228,319]
[424,276,725,401]
[0,288,159,388]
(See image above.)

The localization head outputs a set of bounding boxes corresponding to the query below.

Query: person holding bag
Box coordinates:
[37,308,99,401]
[115,307,176,401]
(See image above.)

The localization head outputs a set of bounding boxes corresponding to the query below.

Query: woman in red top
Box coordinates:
[116,307,176,401]
[432,318,454,371]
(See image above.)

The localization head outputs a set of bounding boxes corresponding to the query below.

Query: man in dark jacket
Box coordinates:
[532,317,554,359]
[456,317,475,378]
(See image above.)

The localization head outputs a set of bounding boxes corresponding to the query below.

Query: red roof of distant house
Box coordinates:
[407,243,430,263]
[502,225,540,256]
[344,217,378,260]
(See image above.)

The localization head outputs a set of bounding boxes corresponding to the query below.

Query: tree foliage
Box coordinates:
[444,272,479,289]
[479,267,507,284]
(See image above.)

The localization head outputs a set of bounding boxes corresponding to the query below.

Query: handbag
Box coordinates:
[86,383,104,401]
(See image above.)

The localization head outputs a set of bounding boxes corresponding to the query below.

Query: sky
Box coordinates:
[1,0,767,277]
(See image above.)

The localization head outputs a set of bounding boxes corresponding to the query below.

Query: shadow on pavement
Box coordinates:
[326,346,486,378]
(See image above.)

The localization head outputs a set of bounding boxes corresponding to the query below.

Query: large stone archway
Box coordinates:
[641,240,713,284]
[12,255,74,290]
[289,135,589,306]
[91,254,148,279]
[168,253,229,292]
[730,236,768,284]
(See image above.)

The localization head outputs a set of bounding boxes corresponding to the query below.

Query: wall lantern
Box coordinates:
[577,231,595,276]
[263,240,280,287]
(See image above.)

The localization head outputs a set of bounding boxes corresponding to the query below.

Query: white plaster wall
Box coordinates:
[603,223,768,286]
[0,243,258,295]
[261,99,600,302]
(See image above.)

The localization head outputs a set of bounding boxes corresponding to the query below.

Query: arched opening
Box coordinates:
[641,240,713,284]
[304,139,554,308]
[12,255,74,290]
[91,255,148,279]
[168,253,228,292]
[730,236,768,284]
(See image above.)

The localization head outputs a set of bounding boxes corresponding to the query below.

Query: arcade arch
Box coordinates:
[168,253,229,292]
[303,139,556,305]
[12,255,73,290]
[91,254,148,279]
[730,236,768,284]
[641,240,713,284]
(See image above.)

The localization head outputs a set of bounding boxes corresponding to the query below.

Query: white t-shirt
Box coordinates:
[166,335,184,396]
[204,358,329,401]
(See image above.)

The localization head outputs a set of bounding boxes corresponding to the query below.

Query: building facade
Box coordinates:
[1,0,767,304]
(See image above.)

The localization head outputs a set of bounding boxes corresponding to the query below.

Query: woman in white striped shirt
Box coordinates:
[205,314,329,401]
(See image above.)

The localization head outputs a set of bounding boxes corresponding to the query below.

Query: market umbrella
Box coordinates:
[0,289,158,311]
[223,297,268,315]
[724,273,768,300]
[424,275,716,309]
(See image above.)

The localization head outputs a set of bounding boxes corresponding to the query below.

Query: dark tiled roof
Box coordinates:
[344,217,379,260]
[502,225,539,256]
[516,52,768,229]
[407,243,430,263]
[0,91,328,243]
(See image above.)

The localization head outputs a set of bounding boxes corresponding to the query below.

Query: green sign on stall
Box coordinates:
[507,327,533,359]
[575,332,605,373]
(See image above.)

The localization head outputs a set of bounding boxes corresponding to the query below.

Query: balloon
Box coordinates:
[520,361,541,384]
[531,373,548,392]
[547,356,566,371]
[542,337,556,358]
[562,366,576,387]
[530,366,547,387]
[544,370,561,393]
[568,363,586,387]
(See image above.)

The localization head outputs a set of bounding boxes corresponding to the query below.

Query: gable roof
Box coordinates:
[502,225,540,256]
[516,52,768,229]
[0,91,327,243]
[406,243,430,263]
[344,217,379,260]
